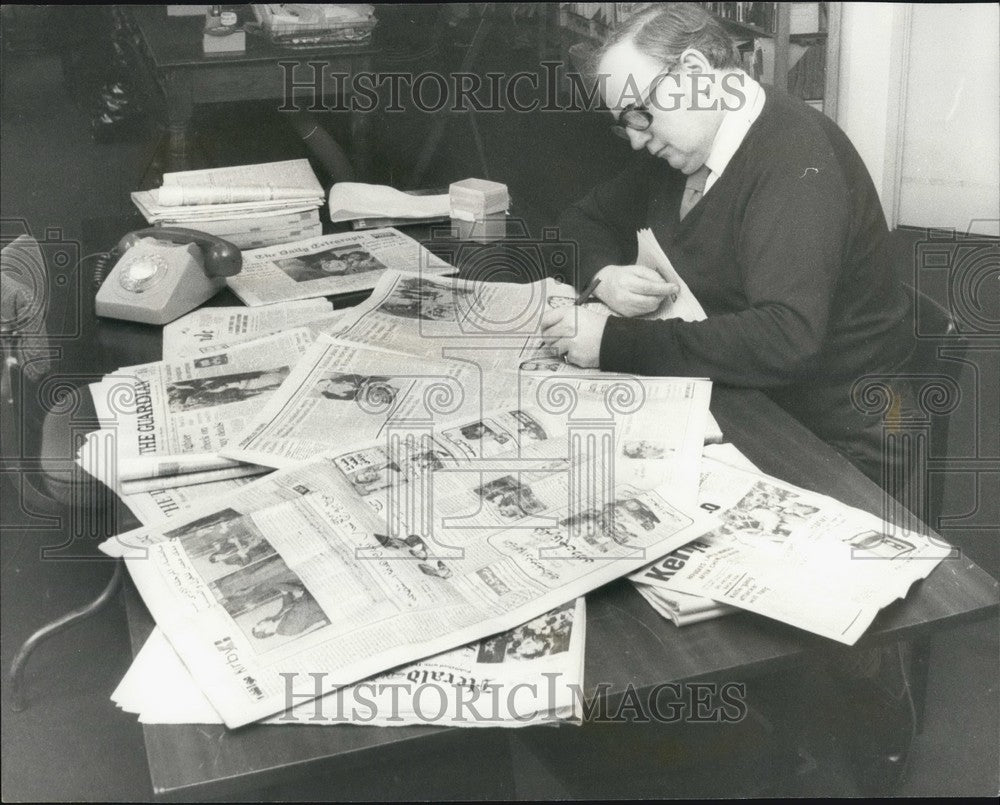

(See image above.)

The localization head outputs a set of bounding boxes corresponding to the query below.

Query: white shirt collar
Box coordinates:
[703,73,766,193]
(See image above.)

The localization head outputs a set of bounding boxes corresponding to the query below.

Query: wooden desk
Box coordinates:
[121,6,376,174]
[79,221,998,800]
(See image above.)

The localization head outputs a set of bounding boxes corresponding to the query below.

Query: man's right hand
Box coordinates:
[593,265,678,317]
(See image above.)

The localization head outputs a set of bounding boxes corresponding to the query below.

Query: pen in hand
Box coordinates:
[575,278,602,305]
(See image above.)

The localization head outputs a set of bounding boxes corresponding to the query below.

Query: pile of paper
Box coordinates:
[88,239,951,733]
[93,267,721,727]
[131,160,325,250]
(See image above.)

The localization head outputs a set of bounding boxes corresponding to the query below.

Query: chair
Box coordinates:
[1,233,122,711]
[881,228,970,541]
[843,230,972,792]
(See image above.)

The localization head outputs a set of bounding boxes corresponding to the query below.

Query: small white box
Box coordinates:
[449,178,509,221]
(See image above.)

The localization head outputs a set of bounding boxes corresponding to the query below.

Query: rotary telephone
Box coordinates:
[94,228,242,325]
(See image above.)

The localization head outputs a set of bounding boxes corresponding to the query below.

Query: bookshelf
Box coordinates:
[555,2,842,118]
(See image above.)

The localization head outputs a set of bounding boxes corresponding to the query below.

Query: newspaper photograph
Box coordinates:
[113,598,585,727]
[161,299,333,361]
[86,328,315,487]
[632,457,952,644]
[102,439,713,726]
[226,229,457,306]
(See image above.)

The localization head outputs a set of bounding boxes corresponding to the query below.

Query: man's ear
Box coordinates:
[678,48,713,74]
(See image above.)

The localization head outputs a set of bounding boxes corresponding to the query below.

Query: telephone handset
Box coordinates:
[95,227,242,325]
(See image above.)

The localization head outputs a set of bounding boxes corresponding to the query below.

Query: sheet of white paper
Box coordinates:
[328,183,450,223]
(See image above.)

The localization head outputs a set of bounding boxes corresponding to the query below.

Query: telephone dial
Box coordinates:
[94,228,242,325]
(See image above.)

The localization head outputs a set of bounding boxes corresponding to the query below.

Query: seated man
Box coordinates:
[541,4,915,488]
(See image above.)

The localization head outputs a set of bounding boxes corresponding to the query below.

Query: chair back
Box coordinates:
[886,232,971,533]
[1,235,58,510]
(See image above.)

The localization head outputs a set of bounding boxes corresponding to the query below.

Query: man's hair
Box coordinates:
[594,3,739,72]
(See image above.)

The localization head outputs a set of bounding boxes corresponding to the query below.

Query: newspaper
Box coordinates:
[113,598,585,727]
[633,584,735,626]
[307,396,709,544]
[328,270,722,450]
[221,334,710,503]
[632,457,952,644]
[636,228,707,322]
[162,299,333,361]
[85,329,314,487]
[226,229,456,307]
[222,335,503,469]
[329,270,722,456]
[630,443,760,626]
[99,430,714,726]
[332,270,571,373]
[536,230,705,326]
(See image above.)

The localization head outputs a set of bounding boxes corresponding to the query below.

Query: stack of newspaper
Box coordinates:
[131,160,325,250]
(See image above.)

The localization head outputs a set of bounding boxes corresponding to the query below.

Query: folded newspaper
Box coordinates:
[631,456,952,644]
[629,443,761,626]
[226,229,457,306]
[327,183,451,224]
[82,328,317,495]
[114,598,586,727]
[80,309,355,493]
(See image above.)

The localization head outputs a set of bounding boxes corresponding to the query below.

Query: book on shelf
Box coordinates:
[700,2,778,34]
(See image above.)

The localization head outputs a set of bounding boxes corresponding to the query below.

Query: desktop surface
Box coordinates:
[79,218,999,799]
[127,5,378,69]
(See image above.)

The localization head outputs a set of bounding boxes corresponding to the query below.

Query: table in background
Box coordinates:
[121,5,376,175]
[77,219,999,800]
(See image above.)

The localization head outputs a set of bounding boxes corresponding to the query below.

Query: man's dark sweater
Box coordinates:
[559,85,914,465]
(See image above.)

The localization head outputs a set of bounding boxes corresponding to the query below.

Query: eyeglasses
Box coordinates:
[610,69,675,140]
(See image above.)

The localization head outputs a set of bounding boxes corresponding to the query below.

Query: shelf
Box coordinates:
[716,17,776,38]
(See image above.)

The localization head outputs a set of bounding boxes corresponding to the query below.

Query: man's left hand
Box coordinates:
[540,307,608,369]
